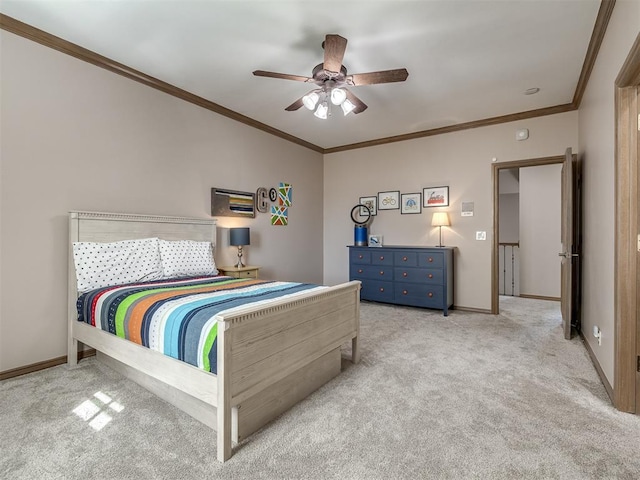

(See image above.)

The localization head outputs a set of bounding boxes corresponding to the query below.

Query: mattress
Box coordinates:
[76,276,325,374]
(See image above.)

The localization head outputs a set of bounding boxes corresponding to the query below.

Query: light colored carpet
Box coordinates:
[2,297,639,479]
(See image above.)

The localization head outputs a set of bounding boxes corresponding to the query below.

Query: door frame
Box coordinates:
[491,155,566,315]
[614,33,640,413]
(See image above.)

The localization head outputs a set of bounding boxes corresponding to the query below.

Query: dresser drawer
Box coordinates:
[360,279,394,303]
[350,249,371,264]
[418,252,444,268]
[394,252,418,266]
[394,283,444,308]
[352,264,393,280]
[371,250,393,266]
[394,267,443,285]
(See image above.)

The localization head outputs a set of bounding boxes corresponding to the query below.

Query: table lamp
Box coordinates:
[431,212,450,247]
[230,227,250,268]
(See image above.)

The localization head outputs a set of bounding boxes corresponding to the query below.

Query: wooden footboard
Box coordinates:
[216,280,360,462]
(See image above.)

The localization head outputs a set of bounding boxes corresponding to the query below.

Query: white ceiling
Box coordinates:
[1,1,602,150]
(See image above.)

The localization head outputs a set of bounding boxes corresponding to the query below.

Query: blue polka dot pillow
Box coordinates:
[72,237,163,293]
[158,239,218,278]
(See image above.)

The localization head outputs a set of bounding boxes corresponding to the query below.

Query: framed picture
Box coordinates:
[368,235,383,247]
[211,188,256,218]
[401,192,422,214]
[359,196,377,216]
[378,190,400,210]
[423,186,449,207]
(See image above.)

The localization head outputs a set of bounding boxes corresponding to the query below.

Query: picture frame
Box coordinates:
[423,186,449,207]
[368,235,383,247]
[211,188,256,218]
[359,196,377,216]
[401,192,422,214]
[378,190,400,210]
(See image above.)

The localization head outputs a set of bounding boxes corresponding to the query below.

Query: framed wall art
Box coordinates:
[401,192,422,214]
[359,196,377,216]
[378,190,400,210]
[423,186,449,207]
[211,188,256,218]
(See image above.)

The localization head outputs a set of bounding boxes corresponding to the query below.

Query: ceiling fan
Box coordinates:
[253,34,409,118]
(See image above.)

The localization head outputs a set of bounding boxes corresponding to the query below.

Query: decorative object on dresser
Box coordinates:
[368,235,383,247]
[431,212,451,247]
[230,227,250,267]
[217,265,260,279]
[349,245,454,316]
[350,203,373,246]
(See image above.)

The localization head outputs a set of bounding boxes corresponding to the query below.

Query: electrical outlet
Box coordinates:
[593,325,602,346]
[476,231,486,241]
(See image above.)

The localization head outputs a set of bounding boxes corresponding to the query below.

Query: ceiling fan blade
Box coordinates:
[285,97,305,111]
[345,89,368,114]
[347,68,409,86]
[253,70,313,83]
[323,34,348,73]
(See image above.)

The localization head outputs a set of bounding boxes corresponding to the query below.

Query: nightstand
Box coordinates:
[218,265,260,279]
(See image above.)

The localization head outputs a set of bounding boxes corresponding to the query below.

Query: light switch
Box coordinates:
[476,231,486,241]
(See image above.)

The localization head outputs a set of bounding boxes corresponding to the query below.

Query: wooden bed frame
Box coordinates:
[67,211,360,462]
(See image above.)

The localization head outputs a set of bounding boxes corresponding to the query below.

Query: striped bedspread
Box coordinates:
[76,276,325,374]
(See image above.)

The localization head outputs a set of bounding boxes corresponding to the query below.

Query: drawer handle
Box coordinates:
[379,287,385,292]
[402,256,408,261]
[358,269,363,274]
[428,257,433,263]
[427,292,433,298]
[402,290,408,295]
[402,272,408,277]
[358,254,363,259]
[379,271,385,276]
[379,256,385,261]
[428,274,433,279]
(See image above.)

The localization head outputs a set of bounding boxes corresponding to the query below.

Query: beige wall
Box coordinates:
[324,112,578,309]
[0,32,324,371]
[577,0,640,385]
[519,164,562,298]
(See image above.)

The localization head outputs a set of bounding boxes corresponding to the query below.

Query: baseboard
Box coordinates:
[0,349,96,381]
[452,306,493,314]
[519,294,561,302]
[579,330,614,403]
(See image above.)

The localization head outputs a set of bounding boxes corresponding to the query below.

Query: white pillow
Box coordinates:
[158,239,218,278]
[72,237,163,293]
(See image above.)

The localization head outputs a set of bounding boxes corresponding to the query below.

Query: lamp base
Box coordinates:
[234,246,245,268]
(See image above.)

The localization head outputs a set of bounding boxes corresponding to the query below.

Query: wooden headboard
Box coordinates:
[69,211,217,244]
[67,211,217,331]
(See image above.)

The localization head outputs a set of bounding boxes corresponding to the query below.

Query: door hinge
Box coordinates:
[638,114,640,131]
[637,356,640,372]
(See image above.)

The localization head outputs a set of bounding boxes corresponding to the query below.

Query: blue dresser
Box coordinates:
[348,246,454,315]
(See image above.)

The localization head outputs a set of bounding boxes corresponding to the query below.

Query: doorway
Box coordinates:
[492,155,568,314]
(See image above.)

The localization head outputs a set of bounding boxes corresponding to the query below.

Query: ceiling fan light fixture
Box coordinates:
[341,98,356,116]
[330,87,347,105]
[314,101,329,119]
[302,91,320,110]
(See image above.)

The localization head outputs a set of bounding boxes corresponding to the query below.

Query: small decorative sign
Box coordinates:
[461,201,474,217]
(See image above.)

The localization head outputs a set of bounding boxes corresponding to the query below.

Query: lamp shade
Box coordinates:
[230,227,250,246]
[431,212,450,227]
